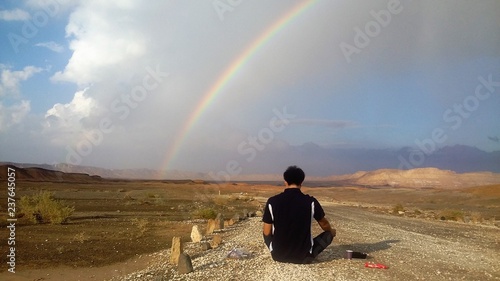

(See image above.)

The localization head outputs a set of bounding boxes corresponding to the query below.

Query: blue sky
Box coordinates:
[0,0,499,175]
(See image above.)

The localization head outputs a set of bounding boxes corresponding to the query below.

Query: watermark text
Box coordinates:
[6,167,17,273]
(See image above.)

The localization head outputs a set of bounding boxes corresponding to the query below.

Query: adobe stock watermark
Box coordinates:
[212,0,243,21]
[208,106,296,183]
[65,65,169,165]
[7,0,63,53]
[339,0,404,63]
[398,74,500,169]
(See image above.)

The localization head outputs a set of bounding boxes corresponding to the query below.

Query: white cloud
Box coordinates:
[50,1,148,86]
[35,41,65,52]
[43,88,100,146]
[45,88,95,128]
[0,66,43,97]
[0,100,31,132]
[0,9,30,21]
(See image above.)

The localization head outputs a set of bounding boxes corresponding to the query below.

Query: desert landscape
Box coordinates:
[2,1,499,280]
[0,165,499,280]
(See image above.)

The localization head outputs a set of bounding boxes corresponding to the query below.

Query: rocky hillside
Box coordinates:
[0,165,103,182]
[327,167,500,188]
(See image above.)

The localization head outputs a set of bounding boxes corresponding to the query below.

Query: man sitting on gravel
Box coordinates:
[262,165,336,264]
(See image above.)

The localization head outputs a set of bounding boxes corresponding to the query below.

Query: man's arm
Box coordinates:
[263,223,273,249]
[263,223,273,236]
[317,217,336,237]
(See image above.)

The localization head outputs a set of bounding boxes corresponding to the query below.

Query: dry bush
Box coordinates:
[470,211,483,223]
[212,195,231,206]
[73,232,89,243]
[193,207,218,219]
[438,209,465,222]
[132,218,149,236]
[392,203,405,214]
[19,191,74,224]
[123,192,134,200]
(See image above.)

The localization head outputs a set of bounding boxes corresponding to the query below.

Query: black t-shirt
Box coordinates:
[262,188,325,263]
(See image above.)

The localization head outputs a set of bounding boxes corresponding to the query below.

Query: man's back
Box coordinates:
[263,188,325,263]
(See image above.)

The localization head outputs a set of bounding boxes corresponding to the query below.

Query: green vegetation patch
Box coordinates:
[192,207,218,219]
[19,191,74,224]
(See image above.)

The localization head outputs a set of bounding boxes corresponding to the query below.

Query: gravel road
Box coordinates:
[113,203,500,281]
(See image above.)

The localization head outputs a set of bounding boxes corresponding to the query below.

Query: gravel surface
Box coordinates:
[110,203,500,281]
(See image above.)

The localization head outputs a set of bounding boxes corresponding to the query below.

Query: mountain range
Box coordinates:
[259,143,500,176]
[2,164,499,189]
[1,144,499,183]
[2,143,500,189]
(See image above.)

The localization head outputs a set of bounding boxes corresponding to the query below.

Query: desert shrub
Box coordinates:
[438,209,465,222]
[73,232,88,243]
[132,218,149,236]
[470,211,483,223]
[392,203,405,214]
[212,195,231,206]
[123,192,134,200]
[193,207,218,219]
[147,193,158,198]
[19,191,74,224]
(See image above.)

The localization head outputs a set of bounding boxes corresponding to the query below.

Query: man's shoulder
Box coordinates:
[267,191,286,201]
[267,189,318,202]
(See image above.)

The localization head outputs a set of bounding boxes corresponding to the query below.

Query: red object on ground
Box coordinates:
[365,262,389,269]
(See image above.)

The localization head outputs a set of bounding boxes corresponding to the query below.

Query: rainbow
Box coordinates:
[160,0,318,172]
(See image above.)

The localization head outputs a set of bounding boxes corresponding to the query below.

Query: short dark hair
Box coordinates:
[283,166,305,186]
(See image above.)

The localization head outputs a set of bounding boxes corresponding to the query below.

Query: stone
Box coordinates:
[206,219,216,234]
[227,218,235,226]
[215,213,224,230]
[255,210,263,217]
[177,253,193,274]
[169,236,183,265]
[201,242,212,251]
[190,225,203,243]
[242,209,249,218]
[211,234,222,248]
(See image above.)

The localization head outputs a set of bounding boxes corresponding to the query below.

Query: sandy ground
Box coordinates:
[1,185,499,281]
[0,254,156,281]
[111,202,500,281]
[6,202,496,281]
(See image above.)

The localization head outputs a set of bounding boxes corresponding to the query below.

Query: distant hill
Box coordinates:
[0,162,199,180]
[323,167,500,188]
[0,165,103,182]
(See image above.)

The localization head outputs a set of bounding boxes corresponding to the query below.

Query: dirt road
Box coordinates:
[324,203,500,280]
